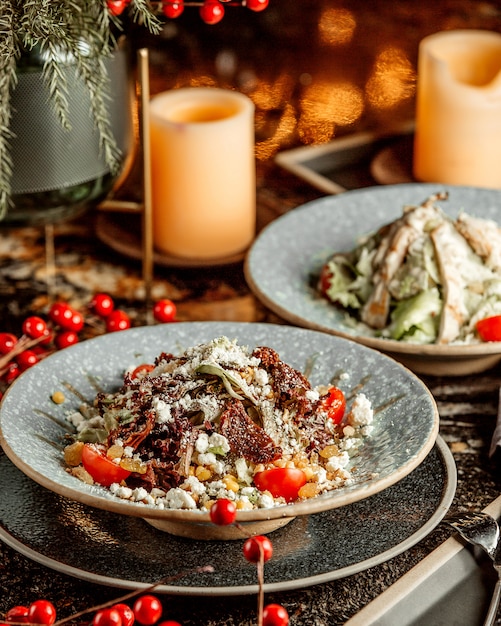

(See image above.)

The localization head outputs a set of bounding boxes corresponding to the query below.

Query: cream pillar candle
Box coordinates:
[413,30,501,188]
[149,87,256,260]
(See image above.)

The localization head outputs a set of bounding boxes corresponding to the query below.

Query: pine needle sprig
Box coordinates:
[0,0,162,219]
[0,0,19,219]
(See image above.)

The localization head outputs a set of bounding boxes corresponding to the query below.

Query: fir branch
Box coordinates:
[0,0,163,220]
[130,0,163,35]
[0,0,19,219]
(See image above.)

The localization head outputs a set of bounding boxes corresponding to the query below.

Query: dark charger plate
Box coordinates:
[0,437,455,597]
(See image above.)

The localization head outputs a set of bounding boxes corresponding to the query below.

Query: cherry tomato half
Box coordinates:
[476,315,501,342]
[320,386,346,425]
[81,444,131,487]
[253,467,307,502]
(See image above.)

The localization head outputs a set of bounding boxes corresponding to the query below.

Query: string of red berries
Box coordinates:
[0,295,177,394]
[1,499,288,626]
[106,0,269,24]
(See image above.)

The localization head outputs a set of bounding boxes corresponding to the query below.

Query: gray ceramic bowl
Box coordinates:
[245,184,501,376]
[0,322,438,539]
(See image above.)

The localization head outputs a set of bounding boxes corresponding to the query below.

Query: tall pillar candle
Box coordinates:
[149,87,256,260]
[413,30,501,188]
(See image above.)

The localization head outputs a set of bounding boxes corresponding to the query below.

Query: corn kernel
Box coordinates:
[64,441,84,467]
[236,499,253,510]
[319,444,339,459]
[195,466,212,481]
[223,475,239,492]
[51,391,65,404]
[120,458,147,474]
[107,444,124,460]
[303,466,316,481]
[298,482,319,499]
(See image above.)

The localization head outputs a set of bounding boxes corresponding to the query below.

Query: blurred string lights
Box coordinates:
[154,4,416,160]
[252,6,416,159]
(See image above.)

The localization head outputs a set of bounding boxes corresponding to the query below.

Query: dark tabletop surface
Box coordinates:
[2,1,501,624]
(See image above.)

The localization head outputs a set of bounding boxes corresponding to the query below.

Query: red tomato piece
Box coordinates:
[318,263,333,297]
[253,467,307,502]
[320,386,346,424]
[81,444,131,487]
[130,363,155,379]
[476,315,501,342]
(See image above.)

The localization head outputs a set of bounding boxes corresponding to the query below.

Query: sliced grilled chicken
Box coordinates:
[455,212,501,273]
[361,199,445,328]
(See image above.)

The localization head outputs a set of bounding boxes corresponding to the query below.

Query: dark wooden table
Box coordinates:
[2,1,501,624]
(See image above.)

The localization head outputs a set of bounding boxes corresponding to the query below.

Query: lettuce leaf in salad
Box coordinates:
[387,287,442,342]
[389,237,440,300]
[324,247,375,310]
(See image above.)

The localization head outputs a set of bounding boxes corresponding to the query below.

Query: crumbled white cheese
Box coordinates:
[164,487,197,510]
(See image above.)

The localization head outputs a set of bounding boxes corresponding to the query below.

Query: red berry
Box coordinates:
[22,316,48,339]
[245,0,269,10]
[162,1,184,18]
[200,0,224,24]
[16,349,39,370]
[209,498,237,526]
[111,604,135,626]
[55,331,79,349]
[133,596,162,626]
[28,600,57,626]
[66,310,84,332]
[106,310,131,333]
[262,604,289,626]
[158,622,182,626]
[93,608,122,626]
[48,302,73,325]
[0,332,17,354]
[107,0,127,15]
[242,535,273,563]
[90,293,115,317]
[4,362,21,384]
[152,299,177,323]
[5,606,29,623]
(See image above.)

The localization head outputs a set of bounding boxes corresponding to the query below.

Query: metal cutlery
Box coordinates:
[446,512,501,625]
